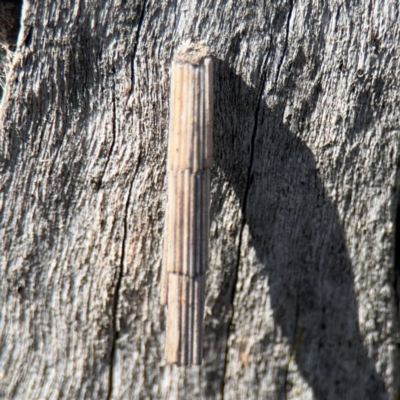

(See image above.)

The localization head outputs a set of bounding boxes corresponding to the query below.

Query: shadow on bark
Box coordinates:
[202,59,387,399]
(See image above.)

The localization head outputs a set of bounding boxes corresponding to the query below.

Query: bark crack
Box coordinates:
[100,78,116,187]
[130,0,147,90]
[101,0,147,186]
[107,150,142,400]
[220,47,271,399]
[107,4,146,397]
[275,0,294,83]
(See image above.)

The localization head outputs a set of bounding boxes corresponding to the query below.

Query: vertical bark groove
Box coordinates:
[130,0,147,92]
[100,79,116,187]
[107,150,142,400]
[106,3,146,392]
[221,48,271,399]
[275,0,294,83]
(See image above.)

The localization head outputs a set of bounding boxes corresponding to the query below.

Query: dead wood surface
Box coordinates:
[0,0,399,399]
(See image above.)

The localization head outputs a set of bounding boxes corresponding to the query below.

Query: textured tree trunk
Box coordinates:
[0,0,399,399]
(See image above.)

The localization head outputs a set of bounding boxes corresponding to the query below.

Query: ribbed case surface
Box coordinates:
[161,56,213,366]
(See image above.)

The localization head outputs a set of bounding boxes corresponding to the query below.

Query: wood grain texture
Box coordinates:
[0,0,399,399]
[161,53,213,365]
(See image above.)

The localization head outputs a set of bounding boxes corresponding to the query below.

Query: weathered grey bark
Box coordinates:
[0,0,399,399]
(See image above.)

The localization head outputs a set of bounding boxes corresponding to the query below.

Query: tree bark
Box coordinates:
[0,0,399,399]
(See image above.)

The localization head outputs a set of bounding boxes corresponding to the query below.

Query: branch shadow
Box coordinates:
[204,58,387,399]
